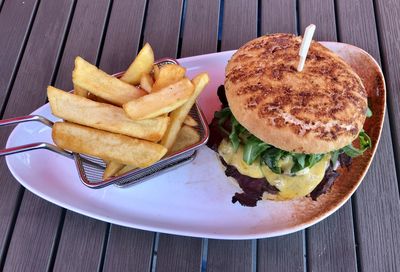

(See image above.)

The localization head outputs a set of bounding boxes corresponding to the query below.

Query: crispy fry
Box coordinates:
[169,125,201,154]
[48,86,169,142]
[123,78,194,120]
[183,115,198,127]
[120,43,154,85]
[52,122,167,167]
[116,165,137,176]
[152,64,186,91]
[73,85,89,97]
[72,57,146,106]
[103,161,124,179]
[140,73,154,93]
[153,65,160,80]
[161,73,209,149]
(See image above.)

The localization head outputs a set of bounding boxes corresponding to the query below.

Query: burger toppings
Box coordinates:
[209,85,372,206]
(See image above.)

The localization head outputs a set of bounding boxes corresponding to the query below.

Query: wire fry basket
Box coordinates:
[0,59,209,189]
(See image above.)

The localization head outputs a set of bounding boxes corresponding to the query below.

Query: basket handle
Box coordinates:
[0,115,73,159]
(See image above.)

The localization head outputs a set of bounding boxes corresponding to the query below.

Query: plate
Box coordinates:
[5,42,385,239]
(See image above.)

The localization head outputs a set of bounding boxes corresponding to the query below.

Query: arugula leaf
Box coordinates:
[342,130,372,157]
[243,135,270,164]
[214,107,231,135]
[261,148,286,174]
[290,153,323,174]
[359,130,372,149]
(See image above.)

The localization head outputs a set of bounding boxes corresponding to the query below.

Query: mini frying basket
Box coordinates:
[0,59,209,188]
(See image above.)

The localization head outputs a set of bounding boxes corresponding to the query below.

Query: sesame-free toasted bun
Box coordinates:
[225,34,367,154]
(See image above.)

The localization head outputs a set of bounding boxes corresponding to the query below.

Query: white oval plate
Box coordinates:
[5,43,384,239]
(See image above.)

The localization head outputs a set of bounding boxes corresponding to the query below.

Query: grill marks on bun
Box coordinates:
[225,34,367,154]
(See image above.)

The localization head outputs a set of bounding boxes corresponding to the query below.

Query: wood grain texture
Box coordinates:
[55,0,110,90]
[207,239,252,272]
[53,213,107,272]
[336,0,400,270]
[374,0,400,179]
[156,235,202,272]
[298,0,337,41]
[103,226,154,272]
[221,0,257,50]
[0,0,74,270]
[258,232,304,272]
[260,0,296,34]
[0,0,38,109]
[180,0,219,57]
[98,0,147,74]
[143,0,184,59]
[307,202,357,272]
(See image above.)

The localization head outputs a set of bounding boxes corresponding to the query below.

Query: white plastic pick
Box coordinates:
[297,24,316,72]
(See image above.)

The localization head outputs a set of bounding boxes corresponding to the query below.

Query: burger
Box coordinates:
[208,34,372,206]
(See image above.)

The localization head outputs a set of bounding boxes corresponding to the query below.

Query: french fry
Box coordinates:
[48,86,169,142]
[123,78,194,120]
[72,56,146,106]
[116,165,137,176]
[183,115,198,127]
[120,43,154,85]
[152,64,186,91]
[103,161,124,179]
[52,122,167,167]
[161,73,209,149]
[153,65,160,80]
[140,73,154,93]
[73,85,89,97]
[169,125,201,154]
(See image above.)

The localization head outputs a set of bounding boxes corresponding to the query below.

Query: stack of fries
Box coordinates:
[48,43,209,180]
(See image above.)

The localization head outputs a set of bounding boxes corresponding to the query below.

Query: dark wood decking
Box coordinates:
[0,0,399,271]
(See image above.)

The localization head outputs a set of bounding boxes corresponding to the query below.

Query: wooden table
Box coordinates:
[0,0,399,271]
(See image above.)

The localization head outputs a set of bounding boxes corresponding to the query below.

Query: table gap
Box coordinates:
[0,0,41,117]
[138,0,150,50]
[149,232,160,272]
[217,0,224,50]
[94,0,114,67]
[46,209,66,272]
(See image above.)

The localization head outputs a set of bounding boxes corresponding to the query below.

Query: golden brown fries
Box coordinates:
[103,161,125,179]
[48,86,169,142]
[161,73,209,149]
[73,57,146,106]
[152,65,160,80]
[140,73,154,93]
[52,122,167,167]
[152,64,186,91]
[116,165,137,176]
[73,85,89,97]
[169,125,201,154]
[183,115,198,127]
[120,43,154,85]
[123,78,194,120]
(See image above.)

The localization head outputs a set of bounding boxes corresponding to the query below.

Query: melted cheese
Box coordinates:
[218,138,263,178]
[217,139,330,200]
[260,155,330,200]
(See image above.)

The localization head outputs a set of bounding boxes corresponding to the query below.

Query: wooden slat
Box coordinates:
[0,0,39,264]
[0,0,38,109]
[156,235,202,272]
[258,232,303,272]
[298,0,337,41]
[220,0,257,50]
[0,1,74,271]
[260,0,296,34]
[375,0,400,173]
[98,0,147,74]
[103,226,154,272]
[298,1,358,271]
[143,0,184,59]
[207,240,252,272]
[257,2,305,271]
[180,0,219,57]
[336,0,400,270]
[53,213,108,272]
